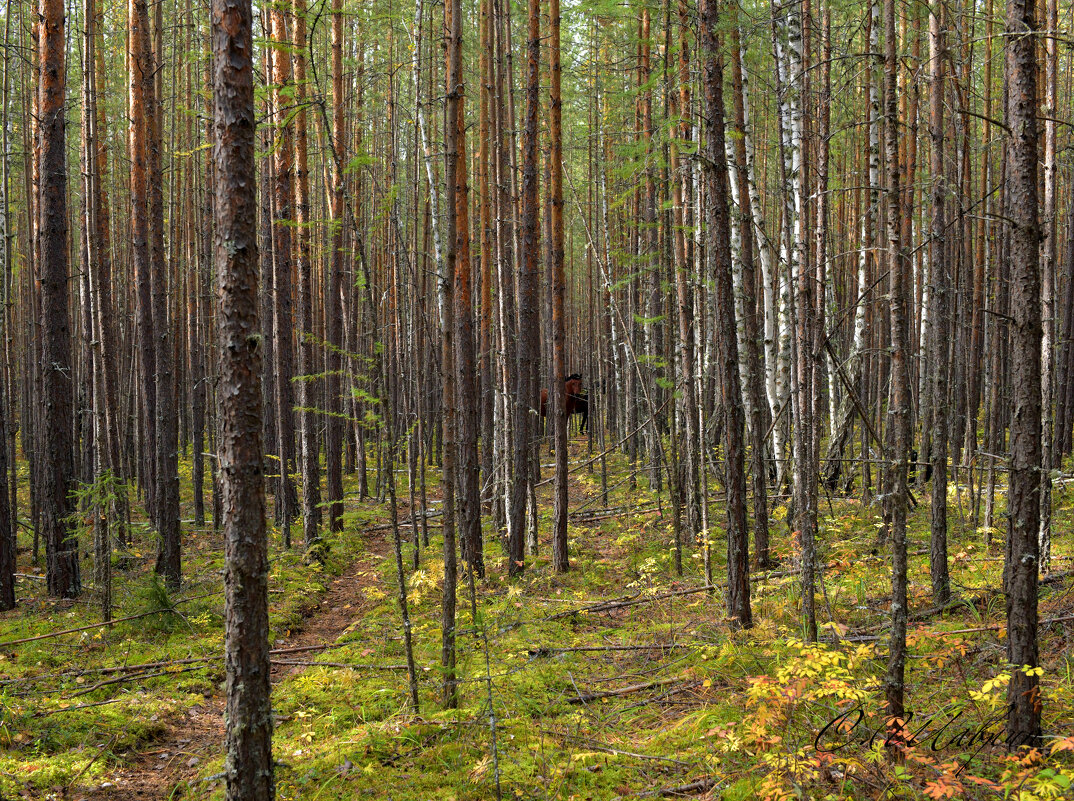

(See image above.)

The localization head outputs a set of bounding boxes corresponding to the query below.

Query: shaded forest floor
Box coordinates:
[2,437,1074,799]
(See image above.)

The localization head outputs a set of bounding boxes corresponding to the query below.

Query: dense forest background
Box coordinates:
[0,0,1073,797]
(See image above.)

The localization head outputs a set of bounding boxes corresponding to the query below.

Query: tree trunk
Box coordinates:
[270,5,297,547]
[130,0,157,530]
[549,0,568,573]
[700,1,751,630]
[510,0,541,577]
[446,0,482,578]
[40,0,79,599]
[1004,0,1043,750]
[213,0,274,789]
[150,0,179,589]
[927,1,950,606]
[0,321,10,607]
[438,0,459,706]
[293,0,321,555]
[883,0,913,738]
[324,0,344,533]
[1039,0,1057,570]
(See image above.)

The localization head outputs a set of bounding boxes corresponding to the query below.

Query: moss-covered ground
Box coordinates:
[2,438,1074,800]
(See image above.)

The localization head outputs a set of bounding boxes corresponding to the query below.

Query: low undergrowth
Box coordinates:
[1,442,1073,799]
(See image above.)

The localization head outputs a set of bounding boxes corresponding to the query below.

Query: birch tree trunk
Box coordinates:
[1039,0,1057,570]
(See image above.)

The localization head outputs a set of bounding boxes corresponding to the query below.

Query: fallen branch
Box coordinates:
[530,643,682,657]
[549,587,715,620]
[270,659,410,670]
[567,506,661,525]
[68,665,206,698]
[66,734,118,791]
[855,572,1074,634]
[34,698,124,717]
[647,777,722,797]
[559,733,693,766]
[568,676,691,704]
[0,592,218,649]
[4,644,357,690]
[840,613,1074,643]
[548,565,837,620]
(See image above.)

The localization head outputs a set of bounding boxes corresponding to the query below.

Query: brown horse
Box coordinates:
[540,374,587,434]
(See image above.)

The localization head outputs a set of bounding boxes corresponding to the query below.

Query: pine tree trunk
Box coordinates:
[40,0,79,599]
[130,0,157,530]
[549,0,568,573]
[478,0,494,516]
[728,17,771,568]
[927,1,950,606]
[324,0,344,533]
[270,6,297,547]
[510,0,541,577]
[1003,0,1043,750]
[150,0,180,589]
[293,0,321,555]
[700,2,751,630]
[883,0,913,735]
[437,0,459,705]
[446,0,482,578]
[213,0,274,788]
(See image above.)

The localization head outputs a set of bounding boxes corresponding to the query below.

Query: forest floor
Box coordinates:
[2,437,1074,800]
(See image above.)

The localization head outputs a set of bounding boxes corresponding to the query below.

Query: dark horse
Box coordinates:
[540,373,588,435]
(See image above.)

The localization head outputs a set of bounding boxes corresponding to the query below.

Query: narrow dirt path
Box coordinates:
[75,533,388,801]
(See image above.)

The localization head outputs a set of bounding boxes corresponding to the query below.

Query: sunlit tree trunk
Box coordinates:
[39,0,78,598]
[213,0,274,786]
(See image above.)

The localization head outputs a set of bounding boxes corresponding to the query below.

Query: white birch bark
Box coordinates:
[727,140,754,423]
[409,5,444,324]
[735,37,777,423]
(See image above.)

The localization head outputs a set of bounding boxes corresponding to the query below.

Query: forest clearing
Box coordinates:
[1,0,1074,797]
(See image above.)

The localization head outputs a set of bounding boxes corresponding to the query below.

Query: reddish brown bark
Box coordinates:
[40,0,79,598]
